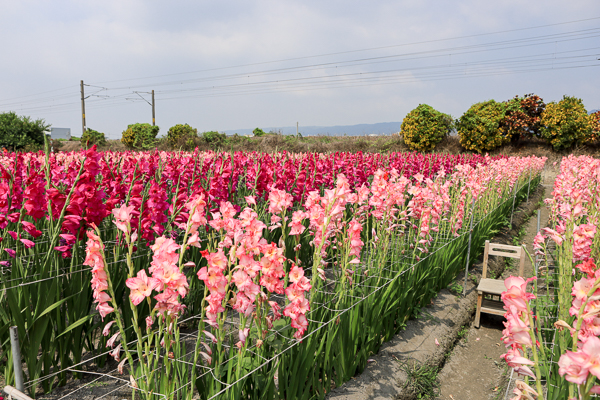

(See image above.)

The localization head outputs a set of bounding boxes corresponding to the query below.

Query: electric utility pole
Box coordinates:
[80,80,86,135]
[132,91,155,126]
[152,90,156,126]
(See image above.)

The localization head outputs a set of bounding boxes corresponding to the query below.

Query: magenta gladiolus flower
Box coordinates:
[20,238,35,249]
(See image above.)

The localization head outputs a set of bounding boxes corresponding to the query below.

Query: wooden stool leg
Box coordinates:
[474,292,483,328]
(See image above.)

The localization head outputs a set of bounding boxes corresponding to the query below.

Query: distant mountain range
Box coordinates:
[223,122,402,136]
[223,111,599,137]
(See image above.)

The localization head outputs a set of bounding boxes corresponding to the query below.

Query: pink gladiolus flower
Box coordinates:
[501,348,536,380]
[102,321,115,336]
[542,227,563,246]
[558,350,590,384]
[573,224,596,262]
[268,188,293,215]
[107,332,120,348]
[576,258,597,278]
[5,249,15,258]
[245,195,256,206]
[289,265,305,283]
[112,204,135,234]
[582,336,600,379]
[110,343,121,362]
[126,269,160,306]
[502,276,536,312]
[96,302,114,320]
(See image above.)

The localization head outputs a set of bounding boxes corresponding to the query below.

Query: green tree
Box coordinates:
[81,128,107,148]
[121,123,160,149]
[252,128,266,137]
[0,112,50,150]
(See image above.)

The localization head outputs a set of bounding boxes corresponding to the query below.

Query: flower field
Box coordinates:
[499,155,600,399]
[0,148,545,399]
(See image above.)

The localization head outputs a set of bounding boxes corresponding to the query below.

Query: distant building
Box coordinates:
[50,128,71,140]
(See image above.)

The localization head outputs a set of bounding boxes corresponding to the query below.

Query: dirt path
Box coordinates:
[435,163,558,400]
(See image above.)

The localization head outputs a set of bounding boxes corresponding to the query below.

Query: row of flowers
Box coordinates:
[0,148,543,398]
[500,155,600,400]
[83,155,544,399]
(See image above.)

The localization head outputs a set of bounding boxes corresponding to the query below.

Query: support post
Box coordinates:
[9,326,24,393]
[80,80,86,136]
[152,90,156,126]
[509,180,518,228]
[463,196,476,296]
[535,209,541,276]
[296,121,298,136]
[526,168,532,201]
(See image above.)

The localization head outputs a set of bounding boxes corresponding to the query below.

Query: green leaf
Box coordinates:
[56,314,95,339]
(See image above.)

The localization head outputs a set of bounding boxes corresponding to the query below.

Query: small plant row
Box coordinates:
[400,95,600,153]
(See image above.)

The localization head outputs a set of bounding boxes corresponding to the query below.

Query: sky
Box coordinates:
[1,1,599,139]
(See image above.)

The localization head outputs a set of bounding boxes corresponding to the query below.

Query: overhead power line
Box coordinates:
[89,16,600,85]
[1,16,599,117]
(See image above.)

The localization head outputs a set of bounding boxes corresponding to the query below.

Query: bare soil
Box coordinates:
[54,135,600,161]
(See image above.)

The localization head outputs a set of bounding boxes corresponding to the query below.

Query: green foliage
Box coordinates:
[501,94,545,141]
[456,100,508,153]
[167,123,198,147]
[447,281,463,296]
[590,111,600,143]
[400,361,440,399]
[401,104,453,151]
[252,127,266,137]
[121,123,160,149]
[539,95,593,150]
[80,128,106,147]
[201,131,227,147]
[0,111,50,150]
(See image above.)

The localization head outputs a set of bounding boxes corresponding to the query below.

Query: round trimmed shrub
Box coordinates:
[587,110,600,144]
[456,100,507,153]
[502,94,545,141]
[539,96,592,151]
[167,124,198,147]
[121,123,160,149]
[81,128,106,147]
[400,104,453,152]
